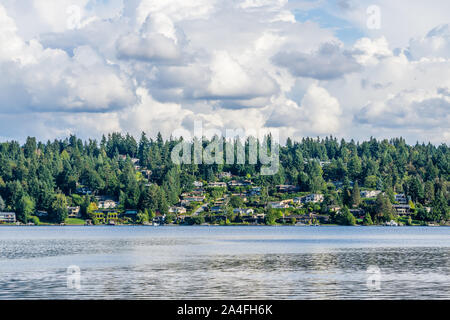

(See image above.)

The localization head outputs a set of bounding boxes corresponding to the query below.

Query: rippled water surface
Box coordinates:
[0,226,449,299]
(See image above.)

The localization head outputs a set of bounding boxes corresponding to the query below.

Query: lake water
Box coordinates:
[0,226,449,300]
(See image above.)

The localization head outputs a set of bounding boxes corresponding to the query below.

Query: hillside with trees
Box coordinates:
[0,133,448,225]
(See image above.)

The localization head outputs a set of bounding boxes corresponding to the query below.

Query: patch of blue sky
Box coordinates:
[294,7,365,44]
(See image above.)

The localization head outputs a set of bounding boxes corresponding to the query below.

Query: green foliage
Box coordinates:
[0,195,5,211]
[50,193,68,224]
[431,194,449,222]
[375,193,395,222]
[350,181,361,208]
[65,218,85,225]
[136,210,150,224]
[335,207,356,226]
[363,213,373,226]
[30,215,40,225]
[0,134,447,225]
[364,175,378,188]
[229,195,244,208]
[265,209,282,225]
[187,216,205,225]
[16,195,35,223]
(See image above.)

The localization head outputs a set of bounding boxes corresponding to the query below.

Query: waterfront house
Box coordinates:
[294,194,324,204]
[0,212,16,223]
[98,199,118,209]
[94,210,119,224]
[231,193,248,202]
[228,180,244,187]
[395,194,408,204]
[208,182,227,188]
[76,187,92,195]
[67,206,81,218]
[276,185,299,193]
[393,204,412,216]
[123,210,138,217]
[169,206,187,214]
[229,180,254,187]
[35,210,49,218]
[360,190,382,198]
[181,194,205,204]
[153,212,166,224]
[210,206,223,213]
[350,209,365,219]
[288,213,329,224]
[240,213,264,224]
[304,194,324,203]
[328,205,341,212]
[233,208,254,215]
[182,190,205,197]
[218,172,232,179]
[106,211,119,224]
[268,201,290,209]
[193,181,203,188]
[247,187,261,196]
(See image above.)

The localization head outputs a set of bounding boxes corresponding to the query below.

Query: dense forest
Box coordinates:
[0,133,448,224]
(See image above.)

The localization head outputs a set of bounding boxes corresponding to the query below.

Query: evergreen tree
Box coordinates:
[363,213,373,225]
[0,195,5,211]
[16,195,35,223]
[50,193,68,223]
[336,207,356,226]
[350,181,361,207]
[375,193,394,222]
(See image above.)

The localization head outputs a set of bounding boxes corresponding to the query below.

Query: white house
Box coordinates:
[218,172,232,179]
[98,199,118,209]
[268,202,290,209]
[233,208,254,215]
[0,212,16,223]
[169,206,187,214]
[208,182,227,188]
[295,194,324,204]
[193,181,203,188]
[360,190,382,198]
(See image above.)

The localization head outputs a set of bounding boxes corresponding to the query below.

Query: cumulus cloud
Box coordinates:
[203,51,278,100]
[0,4,136,114]
[266,84,343,135]
[0,0,449,144]
[408,24,450,60]
[273,42,361,80]
[356,89,450,129]
[116,33,181,62]
[120,87,192,138]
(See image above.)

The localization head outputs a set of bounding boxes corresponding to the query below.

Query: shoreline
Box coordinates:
[0,224,447,227]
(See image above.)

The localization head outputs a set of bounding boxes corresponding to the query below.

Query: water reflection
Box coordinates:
[0,226,448,299]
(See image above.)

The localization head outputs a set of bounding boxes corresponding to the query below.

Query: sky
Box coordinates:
[0,0,449,145]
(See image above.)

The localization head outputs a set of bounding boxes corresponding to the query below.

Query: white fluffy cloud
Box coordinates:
[0,4,135,114]
[0,1,449,145]
[266,84,343,135]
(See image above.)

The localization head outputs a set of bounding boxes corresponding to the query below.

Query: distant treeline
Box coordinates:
[0,133,448,223]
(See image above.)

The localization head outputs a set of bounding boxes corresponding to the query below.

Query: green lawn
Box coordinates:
[65,218,86,225]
